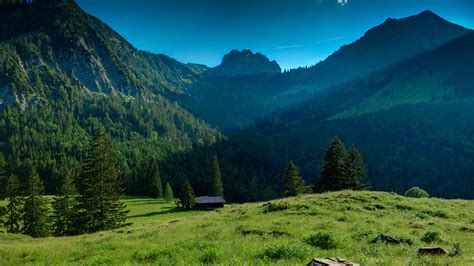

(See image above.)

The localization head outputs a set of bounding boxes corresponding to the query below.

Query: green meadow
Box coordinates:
[0,191,473,265]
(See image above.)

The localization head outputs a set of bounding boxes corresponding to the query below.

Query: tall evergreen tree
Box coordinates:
[180,181,196,210]
[22,168,50,238]
[164,182,174,202]
[344,145,370,190]
[145,158,163,198]
[211,155,224,196]
[5,174,22,234]
[282,161,305,197]
[76,127,129,233]
[316,137,347,192]
[51,172,78,236]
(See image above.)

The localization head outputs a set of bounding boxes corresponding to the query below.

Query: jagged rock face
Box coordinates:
[208,49,281,77]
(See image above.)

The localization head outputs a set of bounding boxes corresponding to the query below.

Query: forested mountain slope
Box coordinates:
[0,0,221,195]
[207,33,474,199]
[185,10,471,130]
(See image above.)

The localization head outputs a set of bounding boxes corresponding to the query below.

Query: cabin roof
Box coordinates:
[195,196,226,204]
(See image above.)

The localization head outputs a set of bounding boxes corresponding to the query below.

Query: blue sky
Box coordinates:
[77,0,474,70]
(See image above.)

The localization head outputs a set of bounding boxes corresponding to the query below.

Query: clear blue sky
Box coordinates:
[76,0,474,70]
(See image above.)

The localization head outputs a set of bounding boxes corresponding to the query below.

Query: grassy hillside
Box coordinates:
[1,191,473,265]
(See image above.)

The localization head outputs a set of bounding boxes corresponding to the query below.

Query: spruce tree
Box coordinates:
[316,137,347,192]
[344,145,370,190]
[164,182,174,202]
[5,174,22,234]
[145,158,163,198]
[22,169,50,238]
[282,161,305,197]
[180,181,196,210]
[76,127,129,233]
[51,172,78,236]
[211,155,224,196]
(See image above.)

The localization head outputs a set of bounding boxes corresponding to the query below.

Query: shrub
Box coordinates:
[404,187,429,198]
[421,230,440,243]
[450,242,463,256]
[262,202,289,213]
[305,232,337,250]
[200,248,220,264]
[261,243,307,260]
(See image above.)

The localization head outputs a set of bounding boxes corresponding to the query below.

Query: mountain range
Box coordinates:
[0,0,473,200]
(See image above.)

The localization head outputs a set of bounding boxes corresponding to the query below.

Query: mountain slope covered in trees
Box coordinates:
[0,0,221,195]
[211,32,474,199]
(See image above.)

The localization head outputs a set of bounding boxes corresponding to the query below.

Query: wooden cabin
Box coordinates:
[195,196,226,209]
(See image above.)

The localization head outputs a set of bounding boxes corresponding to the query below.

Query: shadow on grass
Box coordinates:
[128,207,186,218]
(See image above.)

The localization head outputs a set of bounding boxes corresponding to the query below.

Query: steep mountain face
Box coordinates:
[207,49,281,77]
[187,11,471,130]
[0,0,221,194]
[214,33,474,199]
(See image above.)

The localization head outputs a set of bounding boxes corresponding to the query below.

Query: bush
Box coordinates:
[261,243,307,260]
[421,230,440,243]
[200,248,220,264]
[305,232,337,250]
[404,187,429,198]
[262,202,289,213]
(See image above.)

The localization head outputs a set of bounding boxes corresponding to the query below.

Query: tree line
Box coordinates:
[0,128,129,237]
[281,137,370,197]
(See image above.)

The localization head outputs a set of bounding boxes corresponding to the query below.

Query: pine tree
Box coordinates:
[145,158,163,198]
[211,155,224,196]
[344,145,370,190]
[180,181,196,210]
[51,172,78,236]
[22,169,50,238]
[5,174,22,234]
[316,137,347,192]
[76,127,129,233]
[282,161,305,197]
[164,182,174,202]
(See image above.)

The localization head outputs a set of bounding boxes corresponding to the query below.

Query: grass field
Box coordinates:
[0,191,473,265]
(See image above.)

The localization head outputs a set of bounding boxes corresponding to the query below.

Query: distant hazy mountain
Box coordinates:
[220,32,474,199]
[189,10,471,130]
[207,49,281,77]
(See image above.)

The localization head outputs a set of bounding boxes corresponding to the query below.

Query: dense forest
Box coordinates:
[1,1,474,203]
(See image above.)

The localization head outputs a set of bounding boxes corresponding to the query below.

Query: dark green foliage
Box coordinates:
[405,187,429,198]
[180,181,196,210]
[164,182,174,202]
[282,161,305,197]
[451,243,463,256]
[5,174,22,234]
[316,137,347,192]
[262,202,289,213]
[260,243,307,260]
[211,155,224,196]
[421,230,440,243]
[22,169,50,238]
[51,172,78,236]
[344,145,370,190]
[0,206,5,231]
[144,158,163,199]
[76,128,129,233]
[306,232,337,249]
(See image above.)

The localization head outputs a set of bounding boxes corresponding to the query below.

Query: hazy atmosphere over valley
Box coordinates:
[0,0,473,265]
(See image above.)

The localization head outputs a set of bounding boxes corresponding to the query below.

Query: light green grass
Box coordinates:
[0,191,473,265]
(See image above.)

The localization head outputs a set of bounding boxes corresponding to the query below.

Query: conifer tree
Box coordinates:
[76,127,129,233]
[180,181,196,210]
[51,172,78,236]
[164,182,174,202]
[5,174,22,234]
[211,155,224,196]
[282,161,305,197]
[316,137,347,192]
[145,158,163,198]
[22,169,50,238]
[344,145,370,190]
